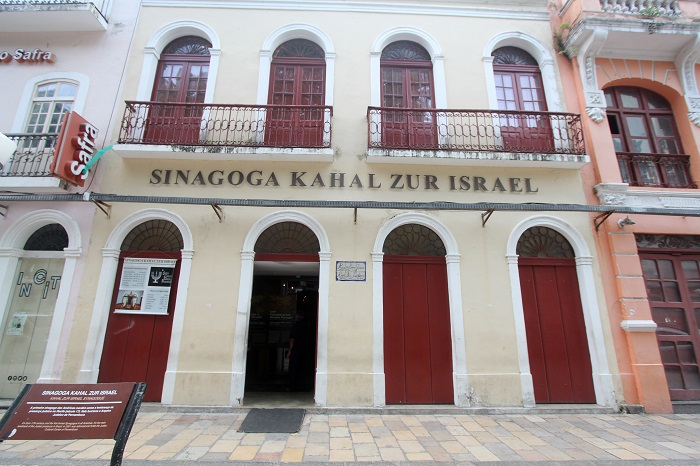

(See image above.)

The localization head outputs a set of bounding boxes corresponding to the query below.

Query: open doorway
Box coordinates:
[244,263,319,406]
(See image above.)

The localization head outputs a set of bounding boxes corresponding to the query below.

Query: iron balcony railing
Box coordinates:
[0,133,56,177]
[0,0,106,6]
[367,107,585,155]
[119,101,333,149]
[599,0,681,16]
[617,152,696,188]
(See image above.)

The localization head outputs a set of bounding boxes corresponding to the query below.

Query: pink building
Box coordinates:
[555,0,700,412]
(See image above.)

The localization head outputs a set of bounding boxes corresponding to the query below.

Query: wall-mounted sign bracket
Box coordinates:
[92,199,111,218]
[0,204,7,218]
[354,207,357,224]
[211,203,224,223]
[481,208,495,227]
[594,210,615,231]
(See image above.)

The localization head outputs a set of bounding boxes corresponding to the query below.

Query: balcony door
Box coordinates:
[266,39,326,147]
[146,36,211,145]
[380,41,436,149]
[605,86,691,188]
[493,47,554,152]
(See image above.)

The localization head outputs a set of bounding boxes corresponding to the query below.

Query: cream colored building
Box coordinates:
[60,0,626,409]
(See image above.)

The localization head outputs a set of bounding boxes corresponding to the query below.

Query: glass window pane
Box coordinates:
[664,366,685,390]
[677,342,697,364]
[662,282,681,302]
[684,261,700,279]
[626,116,647,137]
[646,93,670,110]
[683,366,700,389]
[652,117,674,137]
[642,259,659,279]
[659,341,678,363]
[646,281,664,301]
[658,140,679,155]
[659,260,676,279]
[620,90,641,109]
[633,139,652,153]
[664,365,684,389]
[652,308,688,334]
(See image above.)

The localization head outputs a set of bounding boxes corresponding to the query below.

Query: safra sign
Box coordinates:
[0,49,55,64]
[50,112,98,187]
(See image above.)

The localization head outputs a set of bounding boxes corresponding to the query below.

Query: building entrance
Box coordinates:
[245,274,318,396]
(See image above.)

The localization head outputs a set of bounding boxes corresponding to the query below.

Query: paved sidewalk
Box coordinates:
[1,411,699,464]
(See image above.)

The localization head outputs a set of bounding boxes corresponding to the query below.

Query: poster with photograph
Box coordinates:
[114,258,176,315]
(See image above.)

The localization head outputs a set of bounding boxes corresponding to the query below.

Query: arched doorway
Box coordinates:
[0,224,68,398]
[517,226,595,403]
[383,223,453,404]
[146,35,212,144]
[244,222,320,401]
[97,220,183,402]
[266,39,327,147]
[492,46,553,152]
[380,40,436,148]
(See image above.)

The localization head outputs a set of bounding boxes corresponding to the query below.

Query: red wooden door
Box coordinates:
[640,254,700,401]
[384,256,453,404]
[146,59,209,144]
[381,67,436,148]
[495,69,554,152]
[519,258,595,403]
[266,64,325,147]
[98,252,181,402]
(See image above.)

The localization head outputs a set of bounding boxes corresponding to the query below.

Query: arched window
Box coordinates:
[266,39,326,147]
[146,36,212,144]
[492,47,553,152]
[605,86,692,188]
[380,41,435,148]
[25,81,77,135]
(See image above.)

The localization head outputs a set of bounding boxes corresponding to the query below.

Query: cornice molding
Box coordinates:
[141,1,550,21]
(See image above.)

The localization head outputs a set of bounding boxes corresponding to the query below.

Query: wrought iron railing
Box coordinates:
[118,101,333,149]
[600,0,681,16]
[0,0,105,6]
[0,133,56,177]
[367,107,585,154]
[617,152,695,188]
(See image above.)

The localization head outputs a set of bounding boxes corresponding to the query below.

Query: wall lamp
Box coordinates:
[618,216,636,228]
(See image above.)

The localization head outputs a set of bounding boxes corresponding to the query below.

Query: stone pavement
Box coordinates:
[1,409,700,465]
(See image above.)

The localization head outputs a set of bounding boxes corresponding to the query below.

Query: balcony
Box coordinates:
[617,152,696,188]
[0,133,66,192]
[115,101,334,162]
[366,107,588,168]
[559,0,700,61]
[0,0,108,32]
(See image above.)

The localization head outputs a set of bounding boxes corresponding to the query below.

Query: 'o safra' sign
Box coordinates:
[0,49,55,64]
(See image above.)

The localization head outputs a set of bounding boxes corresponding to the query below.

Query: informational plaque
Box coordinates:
[336,261,366,281]
[0,383,136,441]
[114,258,176,315]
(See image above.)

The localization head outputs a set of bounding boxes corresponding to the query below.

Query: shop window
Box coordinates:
[605,86,693,188]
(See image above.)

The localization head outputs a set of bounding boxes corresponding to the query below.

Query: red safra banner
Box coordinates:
[50,111,99,187]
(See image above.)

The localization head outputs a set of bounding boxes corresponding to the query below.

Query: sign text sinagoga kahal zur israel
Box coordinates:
[149,169,539,193]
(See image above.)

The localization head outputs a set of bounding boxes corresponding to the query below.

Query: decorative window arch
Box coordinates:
[506,216,616,408]
[370,27,446,109]
[135,21,220,103]
[257,24,335,107]
[12,73,89,133]
[483,32,562,113]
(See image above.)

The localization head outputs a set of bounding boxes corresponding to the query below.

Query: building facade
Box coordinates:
[0,0,139,399]
[46,0,635,409]
[557,0,700,412]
